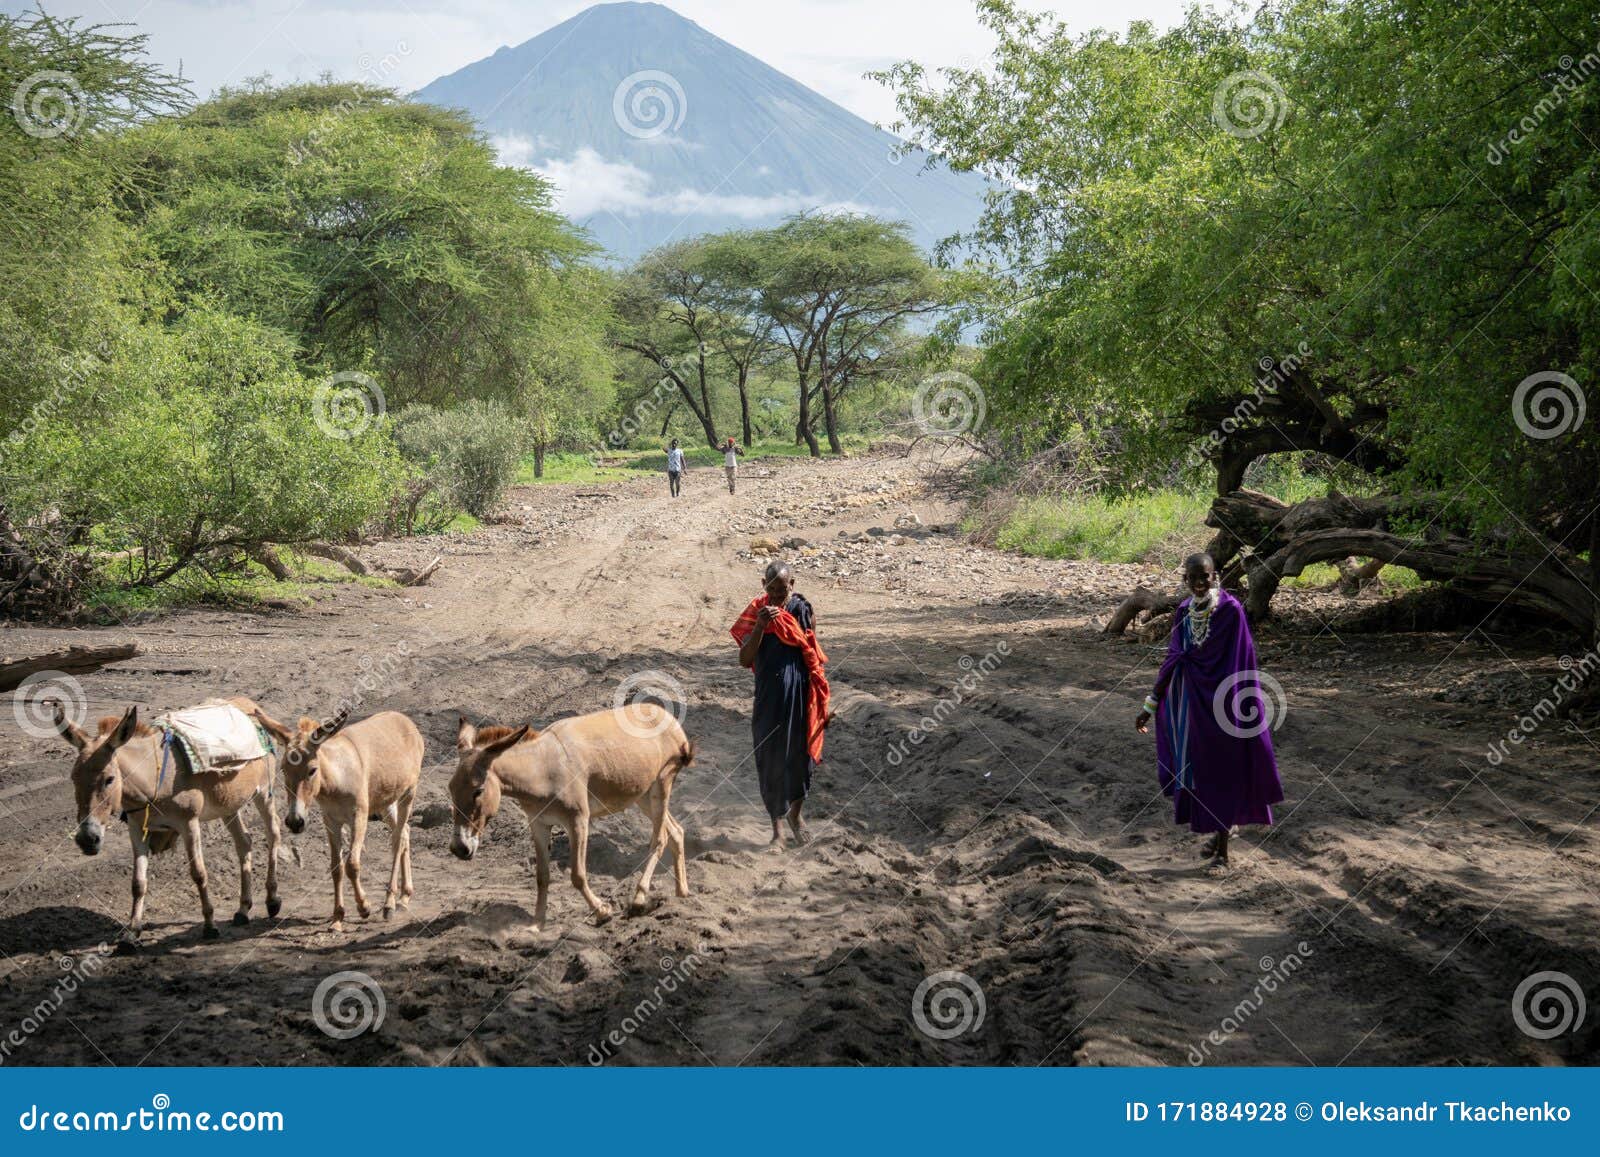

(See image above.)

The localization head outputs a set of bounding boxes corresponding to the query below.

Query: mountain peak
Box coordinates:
[416,3,986,263]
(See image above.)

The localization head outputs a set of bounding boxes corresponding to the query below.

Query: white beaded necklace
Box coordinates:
[1188,588,1218,647]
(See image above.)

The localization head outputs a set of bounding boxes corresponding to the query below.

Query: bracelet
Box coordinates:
[1142,694,1159,715]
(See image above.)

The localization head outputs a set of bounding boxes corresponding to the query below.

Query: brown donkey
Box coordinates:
[449,704,694,926]
[51,697,282,947]
[252,708,424,929]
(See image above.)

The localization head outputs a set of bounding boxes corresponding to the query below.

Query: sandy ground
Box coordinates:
[1,449,1596,1066]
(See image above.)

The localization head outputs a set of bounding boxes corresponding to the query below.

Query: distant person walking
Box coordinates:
[731,561,830,847]
[666,439,685,497]
[1135,552,1283,866]
[723,436,741,493]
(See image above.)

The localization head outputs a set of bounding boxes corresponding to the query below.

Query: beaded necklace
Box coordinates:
[1188,588,1218,647]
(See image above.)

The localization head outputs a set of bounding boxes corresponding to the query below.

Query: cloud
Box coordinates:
[494,137,886,222]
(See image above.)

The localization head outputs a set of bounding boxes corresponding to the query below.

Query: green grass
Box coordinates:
[991,490,1214,566]
[1284,561,1424,589]
[83,546,395,620]
[516,437,869,485]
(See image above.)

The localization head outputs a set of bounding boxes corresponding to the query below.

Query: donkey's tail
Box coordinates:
[661,738,696,784]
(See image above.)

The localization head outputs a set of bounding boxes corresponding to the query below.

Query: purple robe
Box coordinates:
[1151,589,1283,833]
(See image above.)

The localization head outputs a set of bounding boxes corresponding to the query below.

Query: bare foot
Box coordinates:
[787,816,812,845]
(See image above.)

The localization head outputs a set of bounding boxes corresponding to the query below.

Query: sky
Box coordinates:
[5,0,1196,127]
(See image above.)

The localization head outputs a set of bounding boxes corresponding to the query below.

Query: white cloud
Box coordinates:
[496,137,885,221]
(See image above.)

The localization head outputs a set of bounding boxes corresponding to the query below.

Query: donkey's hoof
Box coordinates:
[202,924,221,940]
[381,904,395,921]
[266,897,282,918]
[592,906,615,925]
[231,911,250,927]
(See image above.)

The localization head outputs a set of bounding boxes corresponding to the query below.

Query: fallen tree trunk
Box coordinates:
[1104,585,1180,636]
[1245,528,1594,637]
[1,643,141,693]
[299,542,369,577]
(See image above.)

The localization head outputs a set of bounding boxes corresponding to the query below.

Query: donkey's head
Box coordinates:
[448,717,535,860]
[253,707,350,834]
[52,703,142,856]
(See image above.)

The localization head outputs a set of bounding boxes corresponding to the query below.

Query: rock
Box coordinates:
[894,512,922,528]
[866,526,887,537]
[780,536,809,549]
[750,537,781,554]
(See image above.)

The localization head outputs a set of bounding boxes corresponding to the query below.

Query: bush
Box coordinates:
[2,307,404,605]
[393,401,527,529]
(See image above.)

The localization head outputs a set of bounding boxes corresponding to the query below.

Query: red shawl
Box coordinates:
[730,594,831,762]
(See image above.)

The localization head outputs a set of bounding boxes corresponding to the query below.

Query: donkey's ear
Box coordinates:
[107,707,138,748]
[456,715,477,751]
[48,700,89,751]
[480,724,530,759]
[251,709,294,745]
[310,705,352,749]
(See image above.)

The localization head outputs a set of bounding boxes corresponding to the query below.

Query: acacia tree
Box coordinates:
[881,0,1600,640]
[613,241,725,448]
[755,215,943,455]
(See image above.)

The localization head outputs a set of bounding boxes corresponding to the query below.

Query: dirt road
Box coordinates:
[1,451,1596,1065]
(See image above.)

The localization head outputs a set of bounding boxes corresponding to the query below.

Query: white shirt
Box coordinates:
[666,448,685,472]
[724,446,738,467]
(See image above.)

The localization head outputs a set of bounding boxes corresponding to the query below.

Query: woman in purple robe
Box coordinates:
[1135,553,1284,865]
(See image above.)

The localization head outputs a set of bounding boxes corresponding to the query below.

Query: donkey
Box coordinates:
[251,708,424,929]
[50,697,281,947]
[449,704,694,926]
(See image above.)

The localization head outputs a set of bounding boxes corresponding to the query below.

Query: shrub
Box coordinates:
[392,401,527,529]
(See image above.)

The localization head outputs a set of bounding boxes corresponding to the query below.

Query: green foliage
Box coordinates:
[394,402,528,525]
[992,491,1213,565]
[880,0,1600,551]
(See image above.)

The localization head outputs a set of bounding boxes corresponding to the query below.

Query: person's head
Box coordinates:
[1183,552,1217,598]
[763,560,794,603]
[726,437,734,447]
[670,438,678,449]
